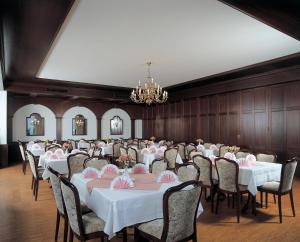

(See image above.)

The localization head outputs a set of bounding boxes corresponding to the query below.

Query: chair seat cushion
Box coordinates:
[82,212,105,234]
[80,202,92,214]
[239,184,248,191]
[201,179,218,186]
[258,181,279,192]
[138,219,163,240]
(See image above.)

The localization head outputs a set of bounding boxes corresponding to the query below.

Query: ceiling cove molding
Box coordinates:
[1,0,75,79]
[166,52,300,92]
[218,0,300,41]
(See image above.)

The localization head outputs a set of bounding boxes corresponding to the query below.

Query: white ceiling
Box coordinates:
[38,0,300,88]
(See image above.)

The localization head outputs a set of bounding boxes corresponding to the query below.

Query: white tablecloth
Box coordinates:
[28,148,45,157]
[209,161,281,195]
[39,157,68,179]
[71,173,203,237]
[101,146,113,156]
[139,153,183,169]
[203,149,214,157]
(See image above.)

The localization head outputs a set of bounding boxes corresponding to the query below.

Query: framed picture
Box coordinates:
[26,113,45,136]
[110,116,123,135]
[72,114,87,135]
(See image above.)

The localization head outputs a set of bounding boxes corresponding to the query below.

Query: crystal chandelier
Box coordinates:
[75,118,84,127]
[131,62,168,105]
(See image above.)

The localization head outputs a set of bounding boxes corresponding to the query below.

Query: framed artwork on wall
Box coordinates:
[26,113,45,136]
[72,114,87,135]
[110,116,123,135]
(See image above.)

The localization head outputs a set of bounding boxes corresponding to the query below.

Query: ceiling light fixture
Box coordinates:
[131,62,168,105]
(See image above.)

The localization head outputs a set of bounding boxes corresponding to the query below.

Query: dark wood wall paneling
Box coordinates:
[142,81,300,172]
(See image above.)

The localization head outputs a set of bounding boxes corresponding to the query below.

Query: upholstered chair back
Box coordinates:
[219,145,230,157]
[193,155,213,186]
[256,153,276,163]
[162,181,201,242]
[177,164,199,182]
[216,143,224,149]
[177,143,185,160]
[93,147,102,157]
[120,147,127,156]
[84,157,108,170]
[18,141,26,161]
[45,144,61,152]
[128,147,138,163]
[35,141,45,148]
[140,141,147,149]
[152,159,167,175]
[189,150,202,160]
[164,148,178,169]
[185,144,196,159]
[87,147,95,157]
[113,143,122,157]
[203,143,213,149]
[166,140,173,147]
[215,158,239,193]
[280,158,298,193]
[60,177,83,236]
[67,153,89,179]
[236,151,250,159]
[69,140,76,150]
[48,167,64,215]
[26,150,37,178]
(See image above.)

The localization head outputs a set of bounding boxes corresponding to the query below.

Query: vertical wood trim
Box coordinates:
[55,117,62,142]
[131,119,135,138]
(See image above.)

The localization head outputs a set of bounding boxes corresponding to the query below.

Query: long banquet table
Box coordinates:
[71,173,203,237]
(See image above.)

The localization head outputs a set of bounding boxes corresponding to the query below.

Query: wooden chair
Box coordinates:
[67,153,89,179]
[134,181,202,242]
[258,157,298,223]
[164,147,178,170]
[59,176,108,242]
[83,157,108,170]
[203,143,213,149]
[185,143,196,160]
[26,150,45,201]
[236,151,250,159]
[219,145,230,157]
[256,153,277,207]
[151,159,167,175]
[193,154,218,213]
[18,141,27,174]
[87,147,95,157]
[177,143,186,162]
[93,147,103,158]
[45,144,62,152]
[215,157,254,223]
[128,147,138,166]
[177,163,200,182]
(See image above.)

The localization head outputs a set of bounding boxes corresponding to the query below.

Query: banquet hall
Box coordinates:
[0,0,300,242]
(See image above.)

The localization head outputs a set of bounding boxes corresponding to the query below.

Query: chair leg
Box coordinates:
[55,210,60,241]
[63,217,68,242]
[278,195,282,223]
[22,162,26,175]
[252,194,256,216]
[260,191,263,208]
[204,188,207,200]
[290,190,296,217]
[31,175,34,190]
[215,192,220,214]
[265,192,268,208]
[69,229,74,242]
[236,193,240,223]
[273,194,276,204]
[211,188,214,213]
[199,188,203,201]
[227,194,230,208]
[33,179,37,196]
[35,180,39,201]
[232,194,235,208]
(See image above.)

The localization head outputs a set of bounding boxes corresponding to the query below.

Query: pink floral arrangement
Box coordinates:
[132,164,147,174]
[110,176,134,189]
[82,167,99,179]
[157,171,179,183]
[228,145,240,153]
[100,164,119,176]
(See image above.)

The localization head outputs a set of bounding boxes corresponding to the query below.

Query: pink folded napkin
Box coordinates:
[132,164,147,174]
[141,148,150,154]
[49,154,59,160]
[54,149,64,156]
[82,167,99,179]
[45,150,53,158]
[246,154,256,164]
[157,171,178,183]
[224,152,236,161]
[100,164,119,176]
[110,176,134,189]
